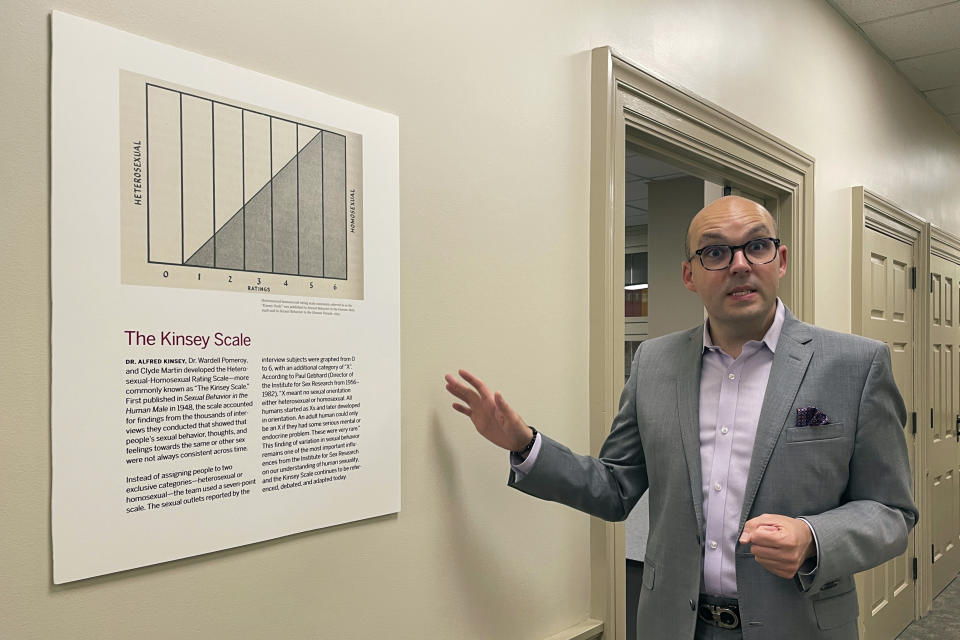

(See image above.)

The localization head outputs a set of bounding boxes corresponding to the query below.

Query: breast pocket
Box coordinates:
[785,422,845,443]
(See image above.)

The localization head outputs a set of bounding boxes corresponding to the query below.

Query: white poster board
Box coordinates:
[51,11,400,583]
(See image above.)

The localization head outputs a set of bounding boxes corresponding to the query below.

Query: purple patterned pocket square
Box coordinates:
[796,407,829,427]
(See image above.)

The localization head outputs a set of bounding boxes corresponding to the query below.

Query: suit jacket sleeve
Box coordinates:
[799,342,918,594]
[507,342,649,522]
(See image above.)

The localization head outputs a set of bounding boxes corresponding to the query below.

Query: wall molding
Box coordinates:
[931,225,960,263]
[542,619,603,640]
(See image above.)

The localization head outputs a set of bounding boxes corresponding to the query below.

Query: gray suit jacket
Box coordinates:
[510,310,918,640]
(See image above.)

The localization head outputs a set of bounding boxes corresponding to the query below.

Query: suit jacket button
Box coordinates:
[689,599,696,610]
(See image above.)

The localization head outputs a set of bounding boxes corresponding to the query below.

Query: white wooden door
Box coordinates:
[856,228,917,640]
[928,254,960,595]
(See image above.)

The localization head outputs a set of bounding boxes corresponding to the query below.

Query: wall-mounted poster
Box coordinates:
[51,11,400,583]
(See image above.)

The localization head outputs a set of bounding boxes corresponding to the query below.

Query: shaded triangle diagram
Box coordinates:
[185,128,324,276]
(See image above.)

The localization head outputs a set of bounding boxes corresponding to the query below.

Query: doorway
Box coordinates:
[588,46,815,640]
[621,144,776,640]
[927,226,960,608]
[851,187,924,639]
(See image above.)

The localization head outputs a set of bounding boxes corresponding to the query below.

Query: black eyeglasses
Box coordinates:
[691,237,781,271]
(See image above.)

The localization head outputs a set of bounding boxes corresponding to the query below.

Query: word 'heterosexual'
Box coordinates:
[125,330,252,349]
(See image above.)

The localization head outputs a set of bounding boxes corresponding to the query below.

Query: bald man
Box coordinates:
[446,197,917,639]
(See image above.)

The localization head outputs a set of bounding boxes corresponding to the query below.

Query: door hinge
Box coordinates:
[912,411,917,435]
[913,557,918,580]
[932,544,935,563]
[911,267,917,289]
[931,408,935,429]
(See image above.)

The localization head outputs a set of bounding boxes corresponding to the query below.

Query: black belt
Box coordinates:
[697,594,741,630]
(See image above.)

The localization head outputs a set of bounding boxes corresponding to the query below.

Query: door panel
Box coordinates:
[856,228,917,640]
[929,254,960,595]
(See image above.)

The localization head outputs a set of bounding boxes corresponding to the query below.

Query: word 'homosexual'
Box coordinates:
[124,330,252,349]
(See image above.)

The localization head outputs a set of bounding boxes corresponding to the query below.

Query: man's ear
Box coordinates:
[777,245,788,279]
[681,260,697,292]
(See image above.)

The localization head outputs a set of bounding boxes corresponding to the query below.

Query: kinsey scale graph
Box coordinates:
[119,72,364,299]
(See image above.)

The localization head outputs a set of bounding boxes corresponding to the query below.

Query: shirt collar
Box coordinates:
[703,298,785,354]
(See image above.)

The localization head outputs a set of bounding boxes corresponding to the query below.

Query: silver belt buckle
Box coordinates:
[701,603,740,630]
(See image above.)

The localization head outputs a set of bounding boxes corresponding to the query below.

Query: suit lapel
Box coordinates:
[677,326,706,534]
[738,313,813,531]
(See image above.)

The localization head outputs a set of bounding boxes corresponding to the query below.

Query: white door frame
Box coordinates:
[928,225,960,602]
[588,46,815,640]
[851,186,929,635]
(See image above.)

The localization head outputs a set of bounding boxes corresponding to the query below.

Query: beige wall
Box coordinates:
[647,177,708,340]
[2,1,958,638]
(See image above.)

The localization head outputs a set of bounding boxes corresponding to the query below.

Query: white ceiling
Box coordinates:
[827,0,960,134]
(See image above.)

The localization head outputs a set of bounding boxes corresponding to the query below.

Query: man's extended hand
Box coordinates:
[739,514,816,579]
[445,369,532,451]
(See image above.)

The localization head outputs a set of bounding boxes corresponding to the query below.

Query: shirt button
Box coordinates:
[714,483,722,492]
[720,426,729,435]
[689,598,696,610]
[728,373,735,380]
[709,541,718,550]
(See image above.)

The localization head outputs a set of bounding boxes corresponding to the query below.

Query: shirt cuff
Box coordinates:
[509,433,542,480]
[796,517,820,585]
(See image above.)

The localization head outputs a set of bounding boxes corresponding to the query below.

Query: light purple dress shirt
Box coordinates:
[513,299,817,596]
[699,300,784,595]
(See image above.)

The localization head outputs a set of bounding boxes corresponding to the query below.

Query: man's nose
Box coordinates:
[729,249,751,274]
